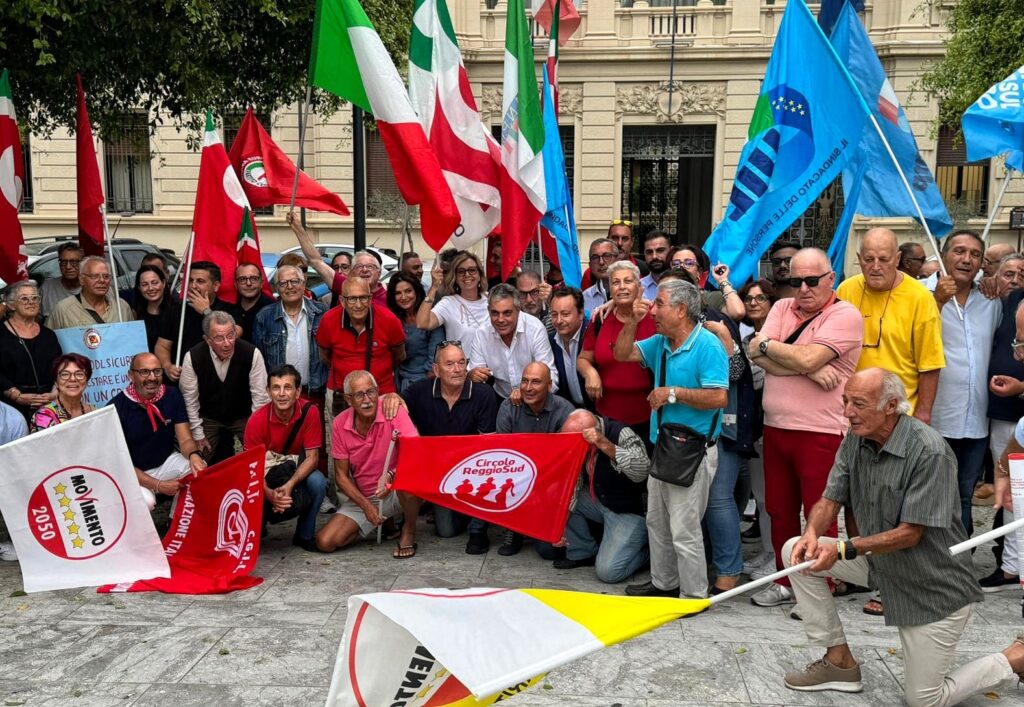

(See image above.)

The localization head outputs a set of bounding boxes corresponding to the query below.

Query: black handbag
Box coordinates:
[649,347,720,488]
[264,403,313,522]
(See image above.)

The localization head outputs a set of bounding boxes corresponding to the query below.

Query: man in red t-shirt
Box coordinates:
[316,277,406,416]
[243,364,326,551]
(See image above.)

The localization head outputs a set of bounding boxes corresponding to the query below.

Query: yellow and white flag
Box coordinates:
[326,587,710,706]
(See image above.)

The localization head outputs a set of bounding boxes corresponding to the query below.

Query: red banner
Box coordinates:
[392,433,587,543]
[98,446,266,595]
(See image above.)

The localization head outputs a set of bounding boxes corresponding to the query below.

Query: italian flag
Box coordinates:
[188,112,271,304]
[309,0,460,252]
[0,69,27,285]
[408,0,502,250]
[500,0,547,278]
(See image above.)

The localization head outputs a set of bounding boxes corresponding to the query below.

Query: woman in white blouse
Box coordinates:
[415,251,489,343]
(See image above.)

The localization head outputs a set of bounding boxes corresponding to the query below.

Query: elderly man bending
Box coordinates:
[781,368,1024,704]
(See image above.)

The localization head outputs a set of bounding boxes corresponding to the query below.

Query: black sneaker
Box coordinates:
[624,580,679,598]
[497,530,523,556]
[465,532,490,555]
[979,567,1019,593]
[292,535,319,552]
[741,524,761,543]
[553,555,596,570]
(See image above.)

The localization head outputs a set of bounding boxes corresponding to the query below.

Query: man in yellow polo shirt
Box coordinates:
[836,228,944,421]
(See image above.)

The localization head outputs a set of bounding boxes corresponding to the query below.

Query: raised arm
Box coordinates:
[286,210,334,285]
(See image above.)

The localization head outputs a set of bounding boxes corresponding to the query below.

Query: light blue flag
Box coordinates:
[540,65,582,289]
[827,158,867,285]
[54,322,148,407]
[702,0,868,287]
[830,3,952,237]
[962,65,1024,172]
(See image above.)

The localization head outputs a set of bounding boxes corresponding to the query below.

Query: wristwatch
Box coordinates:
[758,339,770,356]
[842,539,858,561]
[667,387,677,404]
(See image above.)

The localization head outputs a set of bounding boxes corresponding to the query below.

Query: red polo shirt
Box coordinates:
[316,303,405,393]
[244,400,322,455]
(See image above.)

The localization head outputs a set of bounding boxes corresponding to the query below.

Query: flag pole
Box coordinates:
[980,168,1015,249]
[708,560,814,605]
[353,105,367,252]
[289,85,313,211]
[175,233,195,367]
[99,204,122,323]
[950,514,1024,556]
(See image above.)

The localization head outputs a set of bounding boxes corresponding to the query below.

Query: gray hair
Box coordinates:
[274,264,306,284]
[878,371,912,415]
[5,279,38,304]
[1000,253,1024,267]
[488,283,520,309]
[202,310,237,336]
[589,238,618,256]
[80,255,109,273]
[607,260,641,282]
[352,250,381,269]
[657,279,702,323]
[342,370,377,394]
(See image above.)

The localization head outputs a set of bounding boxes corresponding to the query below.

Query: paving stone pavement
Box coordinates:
[1,506,1023,706]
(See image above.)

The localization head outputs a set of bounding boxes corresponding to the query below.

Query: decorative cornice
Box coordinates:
[616,81,726,122]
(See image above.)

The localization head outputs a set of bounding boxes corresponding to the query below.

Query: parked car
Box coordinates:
[261,253,331,300]
[280,243,399,272]
[22,239,180,291]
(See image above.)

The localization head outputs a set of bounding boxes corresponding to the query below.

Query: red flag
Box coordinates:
[392,433,587,542]
[228,108,349,216]
[0,68,28,285]
[532,0,580,47]
[76,75,105,256]
[98,447,266,595]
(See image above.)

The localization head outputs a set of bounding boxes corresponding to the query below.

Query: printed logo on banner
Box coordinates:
[82,327,102,350]
[26,467,128,560]
[241,157,268,188]
[439,449,537,513]
[215,489,249,558]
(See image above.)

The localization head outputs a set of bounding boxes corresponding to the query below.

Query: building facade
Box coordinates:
[15,0,1016,271]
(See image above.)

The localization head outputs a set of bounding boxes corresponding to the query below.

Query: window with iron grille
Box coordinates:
[103,114,153,214]
[19,131,32,214]
[223,112,275,216]
[935,124,989,217]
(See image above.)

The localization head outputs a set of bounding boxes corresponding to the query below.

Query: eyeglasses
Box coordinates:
[441,358,468,370]
[786,272,832,289]
[770,257,792,267]
[15,295,41,304]
[455,267,479,277]
[744,294,769,304]
[611,219,633,226]
[343,295,371,304]
[902,257,926,265]
[235,275,261,284]
[276,279,302,289]
[58,370,88,381]
[208,334,236,345]
[590,253,617,264]
[332,263,350,272]
[518,288,541,300]
[436,339,463,352]
[672,259,698,269]
[58,259,82,267]
[347,387,379,401]
[353,263,379,272]
[860,284,894,349]
[81,273,112,281]
[130,368,164,378]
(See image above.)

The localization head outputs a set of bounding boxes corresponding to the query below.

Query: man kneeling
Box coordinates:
[782,368,1024,705]
[315,370,421,557]
[243,364,327,552]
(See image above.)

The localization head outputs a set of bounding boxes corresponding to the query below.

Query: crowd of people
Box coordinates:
[3,217,1024,703]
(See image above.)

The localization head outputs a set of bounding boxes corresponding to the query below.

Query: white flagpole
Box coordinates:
[175,233,195,367]
[950,515,1024,556]
[100,204,122,323]
[709,560,814,605]
[289,85,313,211]
[980,169,1015,249]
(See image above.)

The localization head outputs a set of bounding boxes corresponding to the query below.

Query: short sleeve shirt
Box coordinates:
[634,326,728,442]
[405,378,498,436]
[824,415,982,627]
[243,401,322,455]
[582,314,657,425]
[109,388,189,471]
[316,303,406,393]
[331,401,419,497]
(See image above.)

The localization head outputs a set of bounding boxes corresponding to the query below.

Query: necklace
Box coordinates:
[57,393,85,418]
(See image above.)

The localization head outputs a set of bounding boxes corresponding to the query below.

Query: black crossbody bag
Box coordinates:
[264,402,314,521]
[650,345,720,488]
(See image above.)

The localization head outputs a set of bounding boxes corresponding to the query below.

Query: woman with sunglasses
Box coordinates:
[30,353,93,432]
[416,251,489,343]
[388,272,443,393]
[0,281,62,421]
[132,264,171,352]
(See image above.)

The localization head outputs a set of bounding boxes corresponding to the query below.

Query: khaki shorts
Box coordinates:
[336,493,402,538]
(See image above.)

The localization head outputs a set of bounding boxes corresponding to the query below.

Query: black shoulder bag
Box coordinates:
[650,346,720,488]
[265,402,314,521]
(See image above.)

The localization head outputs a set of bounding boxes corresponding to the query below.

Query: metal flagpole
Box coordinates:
[950,515,1024,556]
[666,0,679,118]
[175,233,195,367]
[99,203,122,322]
[289,85,313,211]
[709,560,814,605]
[980,169,1015,249]
[353,106,367,252]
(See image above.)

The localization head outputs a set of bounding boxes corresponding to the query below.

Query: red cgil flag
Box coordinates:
[392,433,588,542]
[98,446,266,595]
[228,107,349,216]
[0,68,28,285]
[76,74,106,256]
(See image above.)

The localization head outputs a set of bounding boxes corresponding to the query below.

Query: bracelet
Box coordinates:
[837,540,845,560]
[996,460,1010,478]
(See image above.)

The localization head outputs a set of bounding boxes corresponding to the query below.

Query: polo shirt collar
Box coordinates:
[342,305,374,333]
[432,378,474,401]
[787,291,837,315]
[343,399,385,433]
[860,414,912,459]
[664,322,705,355]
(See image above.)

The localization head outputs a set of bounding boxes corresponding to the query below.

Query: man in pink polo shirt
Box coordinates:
[315,370,421,558]
[744,248,864,609]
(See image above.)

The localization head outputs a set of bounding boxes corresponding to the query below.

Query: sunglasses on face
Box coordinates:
[786,272,832,288]
[771,257,792,267]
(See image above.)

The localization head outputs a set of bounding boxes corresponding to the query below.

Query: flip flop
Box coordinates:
[862,598,884,616]
[393,543,417,560]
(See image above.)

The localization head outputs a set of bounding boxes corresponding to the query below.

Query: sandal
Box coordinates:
[393,543,417,559]
[862,598,884,616]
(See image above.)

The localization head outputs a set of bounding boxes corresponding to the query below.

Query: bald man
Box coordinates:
[836,228,945,422]
[984,243,1016,278]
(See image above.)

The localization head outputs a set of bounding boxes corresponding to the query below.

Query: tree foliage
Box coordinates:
[0,0,412,140]
[917,0,1024,132]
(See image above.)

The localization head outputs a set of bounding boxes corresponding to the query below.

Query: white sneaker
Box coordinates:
[0,541,17,561]
[751,583,794,607]
[319,498,337,514]
[743,551,775,576]
[743,498,757,520]
[751,557,778,580]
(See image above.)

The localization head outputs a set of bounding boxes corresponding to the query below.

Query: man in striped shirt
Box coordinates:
[780,368,1024,702]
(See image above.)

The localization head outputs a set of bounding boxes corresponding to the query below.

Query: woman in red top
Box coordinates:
[578,260,656,445]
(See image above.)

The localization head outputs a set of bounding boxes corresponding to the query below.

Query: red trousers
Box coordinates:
[763,425,842,587]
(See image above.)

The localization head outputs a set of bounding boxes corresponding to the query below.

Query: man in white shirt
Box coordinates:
[467,284,558,399]
[639,230,671,300]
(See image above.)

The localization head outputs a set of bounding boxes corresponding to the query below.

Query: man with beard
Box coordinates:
[897,242,927,279]
[110,352,207,510]
[640,230,672,300]
[769,240,800,299]
[228,262,274,343]
[516,270,554,335]
[583,238,619,313]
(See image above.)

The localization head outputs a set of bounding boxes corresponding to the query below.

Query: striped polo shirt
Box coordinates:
[823,414,982,627]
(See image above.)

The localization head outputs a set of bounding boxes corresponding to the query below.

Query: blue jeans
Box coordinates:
[557,490,649,583]
[294,470,327,541]
[703,444,743,577]
[434,506,469,538]
[945,436,989,537]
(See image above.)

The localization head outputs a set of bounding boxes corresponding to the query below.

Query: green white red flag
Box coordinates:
[409,0,502,249]
[309,0,460,251]
[76,74,106,256]
[500,0,547,278]
[0,69,28,285]
[189,112,271,304]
